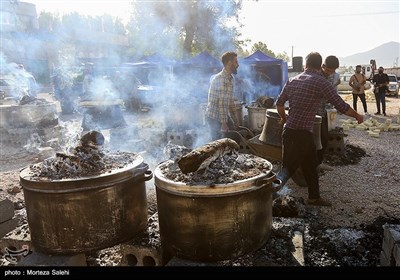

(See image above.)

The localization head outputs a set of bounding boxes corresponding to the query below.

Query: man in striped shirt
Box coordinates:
[275,52,363,207]
[205,51,239,141]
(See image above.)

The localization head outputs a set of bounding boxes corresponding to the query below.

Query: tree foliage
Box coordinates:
[276,51,290,62]
[127,0,243,58]
[35,2,290,64]
[251,41,275,58]
[250,41,290,62]
[37,11,61,31]
[37,12,126,35]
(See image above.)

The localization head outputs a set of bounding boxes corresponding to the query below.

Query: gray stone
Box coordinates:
[291,230,305,266]
[18,251,87,266]
[380,250,392,266]
[393,243,400,266]
[0,218,18,239]
[382,224,400,256]
[0,199,15,223]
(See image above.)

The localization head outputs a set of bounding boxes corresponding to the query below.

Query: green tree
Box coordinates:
[128,1,243,58]
[38,11,61,31]
[251,42,275,58]
[113,18,126,35]
[276,51,290,62]
[249,42,289,62]
[62,12,89,34]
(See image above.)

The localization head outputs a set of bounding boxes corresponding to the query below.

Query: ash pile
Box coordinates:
[161,146,270,185]
[27,130,139,180]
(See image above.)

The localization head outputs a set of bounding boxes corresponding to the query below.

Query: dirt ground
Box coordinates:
[0,92,399,267]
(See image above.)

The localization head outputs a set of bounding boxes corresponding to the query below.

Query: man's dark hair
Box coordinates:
[355,65,361,68]
[324,55,340,69]
[221,51,237,66]
[305,52,322,69]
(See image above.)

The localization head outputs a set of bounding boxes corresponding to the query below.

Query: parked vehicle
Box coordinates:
[360,64,374,80]
[386,74,399,97]
[337,73,371,92]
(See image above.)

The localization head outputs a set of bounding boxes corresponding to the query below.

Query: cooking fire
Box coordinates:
[160,138,272,185]
[26,130,140,180]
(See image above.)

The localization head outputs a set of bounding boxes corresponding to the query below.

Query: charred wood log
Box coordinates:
[177,138,239,174]
[80,130,105,147]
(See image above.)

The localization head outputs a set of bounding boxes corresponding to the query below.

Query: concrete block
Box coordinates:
[0,218,19,239]
[393,244,400,266]
[381,241,392,262]
[382,224,400,256]
[120,244,163,266]
[0,224,31,255]
[0,199,15,223]
[380,250,391,266]
[327,130,345,154]
[166,131,185,146]
[119,212,167,266]
[291,231,305,266]
[18,251,87,266]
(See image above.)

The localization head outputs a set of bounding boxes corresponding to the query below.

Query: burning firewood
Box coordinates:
[55,152,80,164]
[80,130,105,147]
[256,96,274,108]
[177,138,240,174]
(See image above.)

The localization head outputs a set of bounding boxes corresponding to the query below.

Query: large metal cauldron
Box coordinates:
[0,102,58,129]
[154,159,278,262]
[20,155,152,254]
[234,101,244,126]
[79,101,127,131]
[258,109,322,187]
[259,109,322,150]
[247,106,267,132]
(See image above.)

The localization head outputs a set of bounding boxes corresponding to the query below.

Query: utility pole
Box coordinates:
[291,46,294,67]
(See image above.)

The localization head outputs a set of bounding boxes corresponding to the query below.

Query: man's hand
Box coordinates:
[278,118,286,126]
[356,113,364,124]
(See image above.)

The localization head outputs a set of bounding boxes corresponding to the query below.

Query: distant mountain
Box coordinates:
[339,41,400,68]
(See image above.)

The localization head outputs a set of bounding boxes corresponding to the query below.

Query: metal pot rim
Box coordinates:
[20,154,145,185]
[154,159,276,197]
